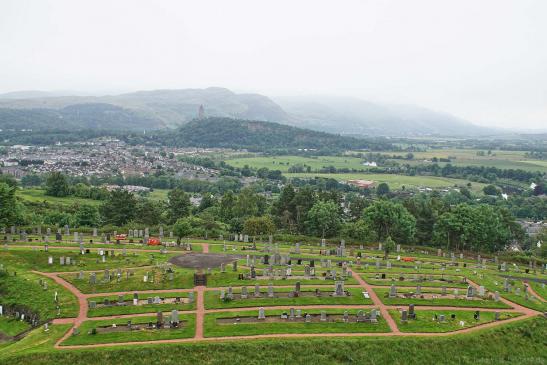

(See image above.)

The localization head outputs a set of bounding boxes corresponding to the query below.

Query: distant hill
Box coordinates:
[0,103,161,130]
[153,117,389,151]
[0,87,288,130]
[274,95,496,137]
[0,87,498,136]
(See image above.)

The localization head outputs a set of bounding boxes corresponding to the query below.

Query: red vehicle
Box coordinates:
[402,257,415,262]
[147,237,161,246]
[115,234,127,241]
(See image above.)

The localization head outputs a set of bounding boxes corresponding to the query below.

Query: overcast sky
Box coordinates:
[1,0,546,129]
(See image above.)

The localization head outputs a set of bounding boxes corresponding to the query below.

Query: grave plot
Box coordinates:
[204,308,390,337]
[388,307,522,332]
[528,281,547,301]
[1,247,172,272]
[206,262,360,287]
[468,272,547,312]
[60,266,195,294]
[373,286,512,309]
[360,272,469,288]
[60,312,196,346]
[205,284,373,309]
[169,253,237,269]
[87,291,196,317]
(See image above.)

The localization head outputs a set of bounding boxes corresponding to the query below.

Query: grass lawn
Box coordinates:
[204,287,372,309]
[0,268,79,320]
[389,309,521,332]
[528,281,547,301]
[60,267,195,294]
[0,317,545,364]
[0,317,32,337]
[61,314,195,346]
[204,308,389,337]
[16,188,101,207]
[373,288,512,309]
[87,292,196,317]
[0,324,72,360]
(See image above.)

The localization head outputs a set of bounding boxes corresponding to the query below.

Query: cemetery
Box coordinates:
[0,228,545,356]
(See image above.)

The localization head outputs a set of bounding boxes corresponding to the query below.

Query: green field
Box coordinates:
[226,155,369,172]
[287,173,487,191]
[16,189,102,206]
[384,149,547,173]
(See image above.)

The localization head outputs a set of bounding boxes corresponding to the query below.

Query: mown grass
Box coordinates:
[204,308,389,337]
[0,269,79,320]
[0,317,31,337]
[1,317,545,364]
[16,188,102,207]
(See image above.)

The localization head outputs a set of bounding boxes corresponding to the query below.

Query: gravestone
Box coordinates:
[258,307,265,320]
[334,281,344,296]
[389,284,397,298]
[320,311,327,322]
[466,286,474,299]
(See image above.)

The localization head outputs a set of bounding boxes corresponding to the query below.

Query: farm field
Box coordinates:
[383,149,547,172]
[286,172,487,191]
[225,155,369,172]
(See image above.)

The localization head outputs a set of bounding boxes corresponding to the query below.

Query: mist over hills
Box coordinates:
[0,87,497,136]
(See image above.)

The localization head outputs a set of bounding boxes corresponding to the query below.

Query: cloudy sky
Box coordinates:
[1,0,546,129]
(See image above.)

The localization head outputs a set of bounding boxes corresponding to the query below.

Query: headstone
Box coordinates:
[389,284,397,298]
[334,281,344,296]
[466,286,474,299]
[320,311,327,322]
[258,307,265,320]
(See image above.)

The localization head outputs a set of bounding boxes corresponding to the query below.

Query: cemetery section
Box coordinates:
[0,228,545,351]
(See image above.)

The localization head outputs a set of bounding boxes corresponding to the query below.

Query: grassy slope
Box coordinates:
[1,317,545,365]
[16,189,101,207]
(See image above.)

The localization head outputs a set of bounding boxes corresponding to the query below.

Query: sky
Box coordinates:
[0,0,546,130]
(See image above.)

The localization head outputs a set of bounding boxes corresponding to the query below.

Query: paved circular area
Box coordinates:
[168,253,237,269]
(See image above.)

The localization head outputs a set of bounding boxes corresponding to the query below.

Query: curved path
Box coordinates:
[30,258,543,350]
